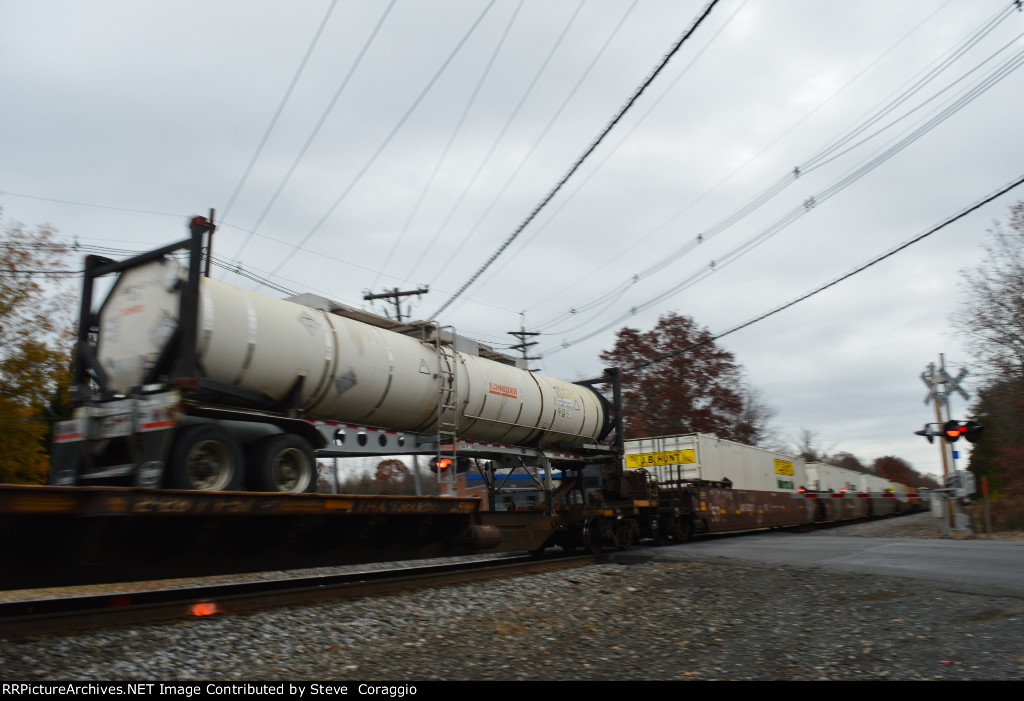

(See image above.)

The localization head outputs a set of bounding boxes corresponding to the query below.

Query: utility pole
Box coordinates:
[508,313,540,371]
[362,289,429,494]
[363,287,429,322]
[920,353,970,533]
[203,208,216,278]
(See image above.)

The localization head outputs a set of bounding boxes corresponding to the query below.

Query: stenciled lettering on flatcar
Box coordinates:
[133,496,193,513]
[206,498,252,514]
[392,501,435,513]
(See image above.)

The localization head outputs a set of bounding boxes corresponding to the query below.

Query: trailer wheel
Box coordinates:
[167,425,244,491]
[246,434,318,493]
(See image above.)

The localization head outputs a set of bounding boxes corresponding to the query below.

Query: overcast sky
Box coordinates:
[3,0,1023,480]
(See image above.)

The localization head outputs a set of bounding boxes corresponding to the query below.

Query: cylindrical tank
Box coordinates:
[97,258,609,448]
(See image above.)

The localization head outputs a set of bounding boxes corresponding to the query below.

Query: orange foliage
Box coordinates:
[0,214,75,484]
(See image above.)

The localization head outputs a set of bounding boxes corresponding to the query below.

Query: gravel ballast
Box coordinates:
[1,513,1022,681]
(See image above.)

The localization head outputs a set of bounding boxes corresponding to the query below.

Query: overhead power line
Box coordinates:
[429,0,722,318]
[404,0,585,284]
[531,1,1020,336]
[465,0,750,315]
[0,191,183,219]
[261,1,498,287]
[537,19,1024,350]
[421,0,637,289]
[403,0,589,284]
[220,0,340,224]
[229,0,399,269]
[372,0,527,291]
[626,172,1024,373]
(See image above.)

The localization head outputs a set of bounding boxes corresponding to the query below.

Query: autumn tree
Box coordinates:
[873,456,916,486]
[964,378,1024,495]
[872,456,939,489]
[599,313,774,443]
[374,458,409,484]
[372,458,413,495]
[952,201,1024,520]
[0,213,75,484]
[952,201,1024,379]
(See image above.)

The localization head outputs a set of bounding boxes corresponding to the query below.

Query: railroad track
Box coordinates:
[0,553,597,638]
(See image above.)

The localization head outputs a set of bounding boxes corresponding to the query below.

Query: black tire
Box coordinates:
[167,425,244,491]
[246,434,318,493]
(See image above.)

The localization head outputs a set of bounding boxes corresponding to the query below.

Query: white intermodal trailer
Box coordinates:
[623,433,806,492]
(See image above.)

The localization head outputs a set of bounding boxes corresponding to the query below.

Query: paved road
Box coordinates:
[618,530,1024,597]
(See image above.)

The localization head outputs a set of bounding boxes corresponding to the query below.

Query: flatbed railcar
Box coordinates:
[0,469,922,590]
[0,485,498,590]
[0,475,922,590]
[516,432,923,554]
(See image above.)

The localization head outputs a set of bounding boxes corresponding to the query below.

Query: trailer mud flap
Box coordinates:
[48,441,83,486]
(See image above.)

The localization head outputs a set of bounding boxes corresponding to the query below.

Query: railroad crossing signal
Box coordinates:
[915,421,983,444]
[917,421,978,442]
[921,364,969,406]
[430,456,472,473]
[941,420,984,444]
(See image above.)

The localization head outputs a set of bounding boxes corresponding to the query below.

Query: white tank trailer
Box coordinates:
[50,219,616,492]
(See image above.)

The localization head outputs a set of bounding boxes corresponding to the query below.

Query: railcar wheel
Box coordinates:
[652,517,671,546]
[246,434,319,493]
[814,499,827,522]
[672,517,692,544]
[655,515,679,544]
[615,520,638,550]
[582,518,605,554]
[167,425,244,491]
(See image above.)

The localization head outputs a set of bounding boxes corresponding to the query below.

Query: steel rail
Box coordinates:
[0,554,597,638]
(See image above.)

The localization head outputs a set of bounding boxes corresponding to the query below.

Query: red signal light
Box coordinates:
[435,458,453,470]
[945,422,984,442]
[943,420,967,442]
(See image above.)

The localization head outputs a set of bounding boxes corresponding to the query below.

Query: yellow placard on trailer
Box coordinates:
[774,459,794,476]
[625,449,696,469]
